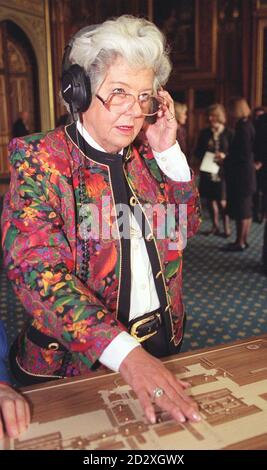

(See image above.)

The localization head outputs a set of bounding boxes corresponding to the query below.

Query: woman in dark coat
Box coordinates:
[254,111,267,272]
[225,98,256,251]
[194,104,233,236]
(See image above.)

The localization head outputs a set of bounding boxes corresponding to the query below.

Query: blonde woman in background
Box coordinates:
[194,104,233,237]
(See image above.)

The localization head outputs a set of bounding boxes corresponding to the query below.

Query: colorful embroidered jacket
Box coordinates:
[1,124,201,379]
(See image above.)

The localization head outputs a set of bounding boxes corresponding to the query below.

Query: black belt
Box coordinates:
[27,309,162,350]
[26,326,68,352]
[128,310,162,343]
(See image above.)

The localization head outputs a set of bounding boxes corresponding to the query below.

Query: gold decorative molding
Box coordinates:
[0,75,9,174]
[0,0,44,17]
[45,0,55,128]
[253,18,267,105]
[0,1,54,131]
[256,0,267,10]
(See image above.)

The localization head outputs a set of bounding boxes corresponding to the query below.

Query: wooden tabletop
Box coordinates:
[2,335,267,450]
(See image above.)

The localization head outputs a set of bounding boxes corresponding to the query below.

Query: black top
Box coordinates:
[225,118,256,197]
[195,126,233,162]
[12,118,29,138]
[254,113,267,165]
[254,112,267,196]
[194,126,233,200]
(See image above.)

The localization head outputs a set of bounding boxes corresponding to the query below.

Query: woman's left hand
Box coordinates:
[145,90,178,152]
[0,383,30,439]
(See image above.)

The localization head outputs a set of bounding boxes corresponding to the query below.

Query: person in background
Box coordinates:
[0,320,30,439]
[12,111,30,138]
[2,15,201,425]
[224,97,256,251]
[174,102,188,157]
[194,104,232,237]
[254,111,267,274]
[252,107,265,223]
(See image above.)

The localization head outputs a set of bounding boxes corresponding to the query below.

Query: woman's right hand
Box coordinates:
[119,346,201,424]
[214,152,226,164]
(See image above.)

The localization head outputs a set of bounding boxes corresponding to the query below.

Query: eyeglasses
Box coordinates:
[95,92,164,116]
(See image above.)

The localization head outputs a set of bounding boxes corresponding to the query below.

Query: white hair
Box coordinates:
[69,15,172,94]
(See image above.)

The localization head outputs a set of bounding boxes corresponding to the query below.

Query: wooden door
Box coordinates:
[0,20,39,178]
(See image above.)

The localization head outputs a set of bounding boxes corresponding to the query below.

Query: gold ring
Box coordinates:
[167,114,175,122]
[152,387,164,399]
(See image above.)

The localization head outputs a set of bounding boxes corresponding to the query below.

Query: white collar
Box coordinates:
[77,120,123,155]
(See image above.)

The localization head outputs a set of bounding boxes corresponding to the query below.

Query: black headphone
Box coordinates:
[61,25,99,118]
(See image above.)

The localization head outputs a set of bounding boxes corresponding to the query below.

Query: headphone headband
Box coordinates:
[61,24,99,119]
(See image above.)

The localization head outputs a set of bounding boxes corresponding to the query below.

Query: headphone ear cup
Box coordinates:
[61,64,91,114]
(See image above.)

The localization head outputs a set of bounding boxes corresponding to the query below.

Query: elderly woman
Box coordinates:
[194,103,233,237]
[2,16,201,425]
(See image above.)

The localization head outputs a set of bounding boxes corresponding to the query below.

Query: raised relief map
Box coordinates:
[2,339,267,450]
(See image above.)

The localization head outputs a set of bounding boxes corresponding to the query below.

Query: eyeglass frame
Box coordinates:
[95,91,164,117]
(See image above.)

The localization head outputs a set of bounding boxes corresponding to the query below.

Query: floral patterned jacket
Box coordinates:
[1,124,201,379]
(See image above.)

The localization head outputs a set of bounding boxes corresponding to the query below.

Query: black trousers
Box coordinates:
[142,324,182,358]
[262,192,267,273]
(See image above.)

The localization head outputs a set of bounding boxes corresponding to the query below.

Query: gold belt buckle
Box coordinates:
[130,313,160,343]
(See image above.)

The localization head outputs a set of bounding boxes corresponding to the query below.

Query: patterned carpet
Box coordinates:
[0,209,266,361]
[181,211,267,352]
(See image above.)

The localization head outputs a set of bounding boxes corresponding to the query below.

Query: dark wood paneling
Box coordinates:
[48,0,259,154]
